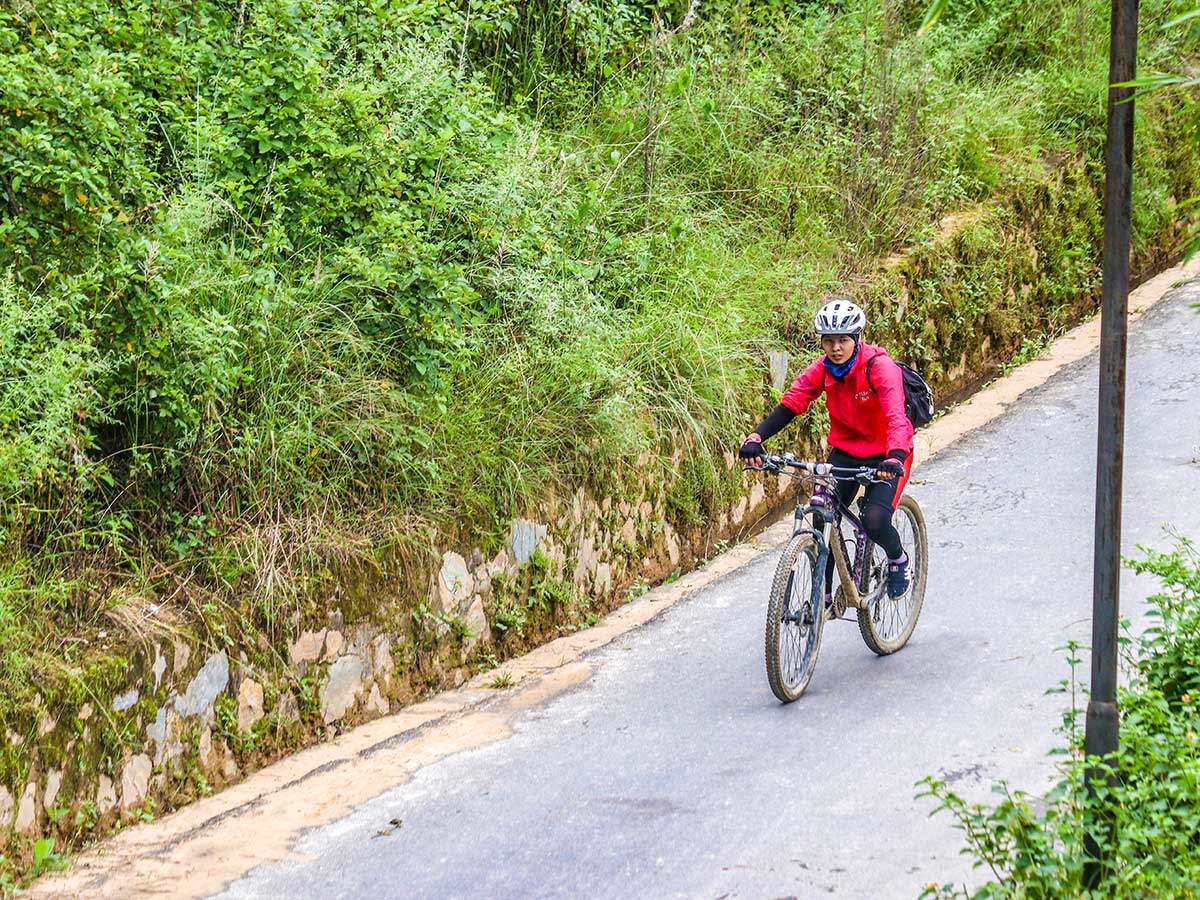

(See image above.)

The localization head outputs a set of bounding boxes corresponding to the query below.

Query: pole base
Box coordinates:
[1083,699,1120,891]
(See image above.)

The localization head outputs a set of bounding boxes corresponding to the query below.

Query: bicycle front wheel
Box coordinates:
[857,494,928,655]
[765,534,825,703]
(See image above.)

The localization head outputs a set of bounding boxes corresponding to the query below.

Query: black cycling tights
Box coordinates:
[826,448,905,562]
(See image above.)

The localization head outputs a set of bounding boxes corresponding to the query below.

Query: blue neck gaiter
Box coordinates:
[823,341,861,381]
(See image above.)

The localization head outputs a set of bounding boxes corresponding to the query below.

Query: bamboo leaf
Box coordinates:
[918,0,950,34]
[1113,72,1196,94]
[1163,7,1200,29]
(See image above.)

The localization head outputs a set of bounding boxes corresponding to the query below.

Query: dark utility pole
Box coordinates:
[1083,0,1139,890]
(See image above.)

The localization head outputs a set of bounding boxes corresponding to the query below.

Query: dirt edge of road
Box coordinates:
[29,256,1200,900]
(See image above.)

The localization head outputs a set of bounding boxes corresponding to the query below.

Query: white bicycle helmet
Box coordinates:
[813,298,867,337]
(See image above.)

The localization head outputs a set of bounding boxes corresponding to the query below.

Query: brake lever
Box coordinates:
[742,462,781,474]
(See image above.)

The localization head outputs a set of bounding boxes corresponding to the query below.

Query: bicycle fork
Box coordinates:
[789,500,835,624]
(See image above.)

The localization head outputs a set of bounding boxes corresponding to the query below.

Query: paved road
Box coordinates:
[215,282,1200,900]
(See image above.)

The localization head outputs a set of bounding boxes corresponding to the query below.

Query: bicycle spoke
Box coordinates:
[870,510,915,639]
[856,496,926,655]
[779,561,815,686]
[766,535,824,702]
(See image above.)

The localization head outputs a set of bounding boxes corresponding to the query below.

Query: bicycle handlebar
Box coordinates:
[741,453,883,482]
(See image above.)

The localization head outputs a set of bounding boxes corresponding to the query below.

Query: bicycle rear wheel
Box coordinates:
[857,495,927,655]
[765,534,825,702]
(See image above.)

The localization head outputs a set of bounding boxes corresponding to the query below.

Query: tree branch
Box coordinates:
[655,0,700,46]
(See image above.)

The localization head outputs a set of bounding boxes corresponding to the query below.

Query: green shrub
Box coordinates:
[0,278,109,542]
[922,540,1200,899]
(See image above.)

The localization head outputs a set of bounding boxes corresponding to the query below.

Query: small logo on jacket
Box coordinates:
[855,391,871,402]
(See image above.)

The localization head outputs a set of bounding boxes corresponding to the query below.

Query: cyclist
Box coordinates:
[739,298,913,598]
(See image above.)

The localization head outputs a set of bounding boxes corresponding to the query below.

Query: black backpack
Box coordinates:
[865,355,935,428]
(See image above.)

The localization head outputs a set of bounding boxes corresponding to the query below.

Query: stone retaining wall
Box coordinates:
[0,453,789,850]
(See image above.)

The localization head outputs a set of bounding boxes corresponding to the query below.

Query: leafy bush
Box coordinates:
[0,278,109,542]
[922,540,1200,899]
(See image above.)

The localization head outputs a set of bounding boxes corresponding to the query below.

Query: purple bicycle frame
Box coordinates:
[808,483,873,590]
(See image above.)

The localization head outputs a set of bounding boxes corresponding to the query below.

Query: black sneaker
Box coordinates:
[886,554,909,599]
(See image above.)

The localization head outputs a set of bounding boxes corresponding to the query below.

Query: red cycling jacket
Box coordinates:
[781,343,914,459]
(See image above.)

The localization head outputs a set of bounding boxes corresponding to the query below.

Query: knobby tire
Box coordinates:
[765,534,824,703]
[857,494,927,655]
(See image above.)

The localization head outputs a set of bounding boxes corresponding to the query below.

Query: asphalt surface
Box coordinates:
[214,281,1200,900]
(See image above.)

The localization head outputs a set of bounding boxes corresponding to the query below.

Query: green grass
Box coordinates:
[488,671,516,690]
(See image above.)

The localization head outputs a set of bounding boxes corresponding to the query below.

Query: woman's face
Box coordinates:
[821,334,856,365]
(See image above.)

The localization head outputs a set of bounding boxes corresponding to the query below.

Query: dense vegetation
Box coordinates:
[923,541,1200,898]
[1,0,1198,722]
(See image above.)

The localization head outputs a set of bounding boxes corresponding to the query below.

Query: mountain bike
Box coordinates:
[746,454,928,703]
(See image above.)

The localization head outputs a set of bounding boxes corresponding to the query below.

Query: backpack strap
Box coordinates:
[865,355,878,394]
